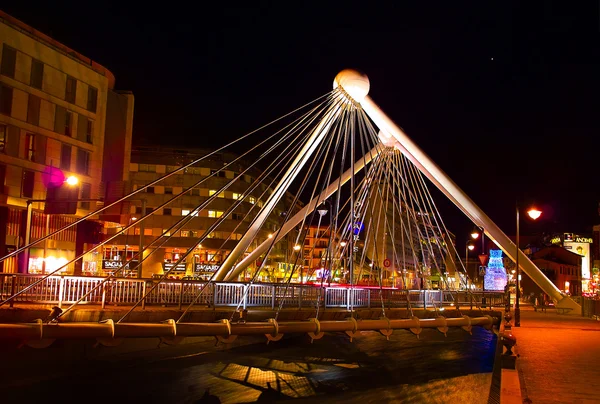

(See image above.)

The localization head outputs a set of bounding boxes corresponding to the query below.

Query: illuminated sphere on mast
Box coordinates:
[333,69,370,103]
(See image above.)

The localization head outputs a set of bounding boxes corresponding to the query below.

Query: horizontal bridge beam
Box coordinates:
[1,315,498,348]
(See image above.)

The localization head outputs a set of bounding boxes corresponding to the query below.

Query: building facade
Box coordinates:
[98,147,300,280]
[0,11,133,274]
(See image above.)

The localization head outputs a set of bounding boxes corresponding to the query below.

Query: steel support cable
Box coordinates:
[399,153,436,309]
[413,166,472,306]
[304,101,357,315]
[227,99,350,317]
[409,164,461,307]
[403,156,461,302]
[354,151,386,283]
[61,123,314,319]
[394,153,412,311]
[394,159,431,281]
[124,99,343,323]
[359,152,388,316]
[383,151,428,288]
[278,109,376,312]
[0,92,334,265]
[289,102,350,251]
[408,157,470,288]
[236,114,343,320]
[0,94,336,307]
[394,152,428,302]
[271,104,360,318]
[357,109,413,292]
[177,133,319,322]
[403,153,451,311]
[216,96,348,282]
[248,98,349,286]
[68,126,309,321]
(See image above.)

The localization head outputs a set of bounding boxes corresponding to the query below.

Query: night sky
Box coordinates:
[4,2,600,242]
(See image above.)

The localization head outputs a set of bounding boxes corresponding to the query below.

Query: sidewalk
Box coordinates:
[510,306,600,403]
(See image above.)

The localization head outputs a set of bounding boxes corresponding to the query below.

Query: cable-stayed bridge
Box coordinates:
[0,70,578,348]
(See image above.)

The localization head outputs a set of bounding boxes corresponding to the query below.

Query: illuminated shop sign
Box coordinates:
[550,237,561,244]
[163,262,186,272]
[194,264,220,273]
[574,237,593,244]
[103,260,138,269]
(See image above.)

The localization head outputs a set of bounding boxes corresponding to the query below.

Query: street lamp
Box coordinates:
[514,205,542,327]
[24,176,80,274]
[465,241,475,290]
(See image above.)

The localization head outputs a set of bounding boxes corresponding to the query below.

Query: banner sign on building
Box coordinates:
[194,264,220,273]
[163,263,186,272]
[103,260,138,270]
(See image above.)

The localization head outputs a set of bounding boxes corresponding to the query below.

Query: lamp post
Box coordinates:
[514,205,542,327]
[23,176,80,274]
[465,241,475,290]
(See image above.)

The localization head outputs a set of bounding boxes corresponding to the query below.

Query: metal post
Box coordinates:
[271,285,275,310]
[22,201,33,274]
[137,199,145,279]
[515,205,521,327]
[10,274,16,308]
[58,275,65,309]
[178,281,184,311]
[141,281,146,310]
[101,282,106,309]
[41,214,50,275]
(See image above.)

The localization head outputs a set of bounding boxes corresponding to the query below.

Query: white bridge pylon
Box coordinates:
[220,69,580,314]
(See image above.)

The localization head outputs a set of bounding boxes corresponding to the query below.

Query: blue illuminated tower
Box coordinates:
[485,249,508,291]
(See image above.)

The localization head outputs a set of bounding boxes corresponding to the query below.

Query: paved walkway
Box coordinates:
[510,306,600,403]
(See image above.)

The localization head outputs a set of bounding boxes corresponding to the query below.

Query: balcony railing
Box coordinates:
[0,274,505,310]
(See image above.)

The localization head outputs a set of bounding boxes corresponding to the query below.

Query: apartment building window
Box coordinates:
[27,94,41,126]
[138,164,156,172]
[189,188,200,196]
[0,45,16,78]
[209,189,216,196]
[208,210,223,218]
[24,133,35,161]
[146,187,154,193]
[21,170,34,198]
[87,86,98,112]
[182,209,199,217]
[80,182,91,210]
[0,125,5,153]
[30,59,44,89]
[165,187,173,195]
[232,192,240,200]
[86,119,93,143]
[163,208,172,215]
[61,112,71,138]
[0,164,5,192]
[76,148,90,175]
[232,213,243,221]
[248,196,256,204]
[0,84,12,116]
[211,169,226,178]
[60,144,71,170]
[65,76,77,103]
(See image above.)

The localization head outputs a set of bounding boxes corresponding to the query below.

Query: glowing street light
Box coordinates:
[514,205,542,327]
[470,228,480,240]
[65,175,79,186]
[293,245,301,251]
[527,208,542,220]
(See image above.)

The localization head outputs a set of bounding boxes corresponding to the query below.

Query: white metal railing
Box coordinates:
[0,274,505,310]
